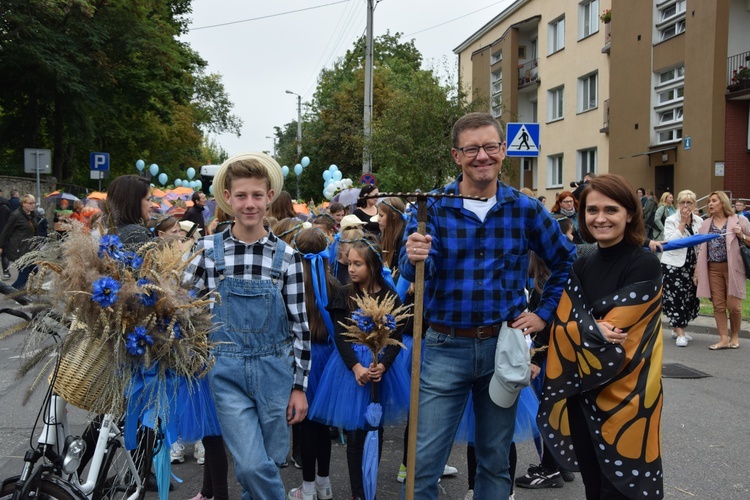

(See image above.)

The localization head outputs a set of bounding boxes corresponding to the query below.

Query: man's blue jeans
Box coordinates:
[406,327,517,499]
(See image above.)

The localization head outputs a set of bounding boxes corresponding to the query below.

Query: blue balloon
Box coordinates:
[189,180,197,189]
[136,159,145,171]
[195,180,202,189]
[282,165,289,177]
[149,164,159,176]
[333,170,343,181]
[329,164,338,172]
[187,167,196,180]
[301,156,310,168]
[174,179,182,187]
[324,179,332,187]
[323,170,332,181]
[294,164,303,176]
[209,184,214,195]
[158,173,168,186]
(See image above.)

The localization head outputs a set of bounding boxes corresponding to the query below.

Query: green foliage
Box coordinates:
[0,0,240,187]
[275,32,481,201]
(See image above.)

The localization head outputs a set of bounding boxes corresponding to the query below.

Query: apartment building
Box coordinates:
[455,0,750,202]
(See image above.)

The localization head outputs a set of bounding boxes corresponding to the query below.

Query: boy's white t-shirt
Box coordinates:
[463,196,497,223]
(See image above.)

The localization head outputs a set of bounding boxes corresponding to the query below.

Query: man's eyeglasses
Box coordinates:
[456,143,503,158]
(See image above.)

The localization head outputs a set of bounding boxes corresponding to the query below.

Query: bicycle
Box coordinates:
[0,320,152,500]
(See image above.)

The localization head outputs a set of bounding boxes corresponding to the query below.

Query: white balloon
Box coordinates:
[333,170,342,181]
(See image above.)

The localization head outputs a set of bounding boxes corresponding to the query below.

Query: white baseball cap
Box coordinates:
[340,214,366,231]
[488,323,531,408]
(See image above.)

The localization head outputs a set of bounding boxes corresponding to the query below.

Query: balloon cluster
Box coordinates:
[135,159,203,190]
[322,165,351,200]
[281,156,310,178]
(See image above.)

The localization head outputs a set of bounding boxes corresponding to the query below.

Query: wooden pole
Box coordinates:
[404,194,427,500]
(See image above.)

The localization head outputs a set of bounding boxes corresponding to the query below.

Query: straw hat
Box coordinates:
[212,152,285,216]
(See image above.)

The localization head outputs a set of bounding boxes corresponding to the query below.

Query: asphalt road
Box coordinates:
[1,288,749,499]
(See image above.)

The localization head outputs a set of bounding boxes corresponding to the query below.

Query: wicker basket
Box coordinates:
[53,333,119,413]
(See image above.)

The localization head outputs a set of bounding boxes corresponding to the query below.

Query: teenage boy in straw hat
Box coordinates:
[184,152,310,499]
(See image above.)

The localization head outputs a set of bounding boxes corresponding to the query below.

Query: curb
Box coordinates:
[663,314,750,339]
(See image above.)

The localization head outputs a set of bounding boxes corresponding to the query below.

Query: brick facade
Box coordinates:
[724,100,750,199]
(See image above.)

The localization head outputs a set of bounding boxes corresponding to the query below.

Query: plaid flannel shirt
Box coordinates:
[399,176,575,328]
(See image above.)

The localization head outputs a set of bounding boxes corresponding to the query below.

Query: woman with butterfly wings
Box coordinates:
[537,174,664,499]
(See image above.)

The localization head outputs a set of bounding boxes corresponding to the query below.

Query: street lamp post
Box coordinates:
[285,90,302,159]
[265,135,277,158]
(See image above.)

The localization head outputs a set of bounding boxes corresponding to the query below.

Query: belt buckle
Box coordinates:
[476,325,491,340]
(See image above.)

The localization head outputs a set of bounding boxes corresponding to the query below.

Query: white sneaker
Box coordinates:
[287,485,317,500]
[464,490,474,500]
[170,441,185,464]
[676,336,689,347]
[671,332,693,341]
[443,464,458,476]
[193,440,205,465]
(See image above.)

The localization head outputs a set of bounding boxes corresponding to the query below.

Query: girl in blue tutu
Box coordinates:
[287,228,346,500]
[309,236,410,500]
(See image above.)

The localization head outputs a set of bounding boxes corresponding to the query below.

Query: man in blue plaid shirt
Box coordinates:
[399,112,575,499]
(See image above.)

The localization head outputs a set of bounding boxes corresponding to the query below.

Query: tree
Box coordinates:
[0,0,240,186]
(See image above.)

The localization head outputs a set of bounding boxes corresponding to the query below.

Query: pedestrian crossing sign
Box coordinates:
[505,123,540,157]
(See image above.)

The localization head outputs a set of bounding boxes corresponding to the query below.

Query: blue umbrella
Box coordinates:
[657,233,721,252]
[362,398,383,500]
[152,423,172,500]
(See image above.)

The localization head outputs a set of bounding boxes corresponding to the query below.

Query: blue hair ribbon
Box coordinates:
[302,250,336,343]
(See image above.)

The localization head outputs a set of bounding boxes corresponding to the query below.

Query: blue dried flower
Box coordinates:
[173,322,183,339]
[352,309,375,334]
[123,251,143,269]
[136,278,158,307]
[92,276,121,307]
[98,235,124,259]
[158,317,182,339]
[126,326,154,356]
[383,314,397,331]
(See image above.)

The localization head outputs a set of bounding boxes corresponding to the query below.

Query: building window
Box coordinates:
[653,64,685,145]
[579,0,599,39]
[548,86,564,122]
[655,0,686,41]
[577,148,597,179]
[491,69,503,117]
[578,72,598,112]
[547,155,564,188]
[548,16,565,55]
[491,48,502,65]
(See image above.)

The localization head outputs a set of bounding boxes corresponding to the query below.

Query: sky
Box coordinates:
[181,0,515,159]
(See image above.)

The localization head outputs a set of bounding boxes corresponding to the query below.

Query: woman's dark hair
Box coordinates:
[295,228,342,343]
[356,184,377,208]
[379,197,406,270]
[267,191,298,220]
[528,251,550,295]
[556,216,573,237]
[328,202,345,214]
[106,175,150,226]
[578,174,645,246]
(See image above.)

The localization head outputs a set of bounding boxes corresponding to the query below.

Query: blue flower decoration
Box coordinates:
[126,326,154,356]
[92,276,121,307]
[383,314,396,332]
[352,309,375,334]
[122,251,143,269]
[173,322,183,340]
[136,279,158,307]
[158,317,182,339]
[98,235,124,259]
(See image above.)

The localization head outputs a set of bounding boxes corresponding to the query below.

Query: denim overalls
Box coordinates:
[206,233,294,500]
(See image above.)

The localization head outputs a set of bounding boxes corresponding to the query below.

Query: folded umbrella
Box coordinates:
[657,233,721,252]
[362,398,383,500]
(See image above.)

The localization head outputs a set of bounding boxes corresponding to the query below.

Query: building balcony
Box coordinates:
[600,99,610,134]
[518,58,539,88]
[601,22,611,54]
[727,50,750,92]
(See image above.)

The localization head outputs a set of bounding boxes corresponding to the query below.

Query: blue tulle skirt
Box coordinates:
[454,387,540,445]
[173,376,222,443]
[307,341,335,406]
[309,344,410,430]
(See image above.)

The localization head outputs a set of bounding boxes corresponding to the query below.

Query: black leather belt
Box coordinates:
[430,322,502,339]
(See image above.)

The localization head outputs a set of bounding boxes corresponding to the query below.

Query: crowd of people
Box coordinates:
[2,112,749,500]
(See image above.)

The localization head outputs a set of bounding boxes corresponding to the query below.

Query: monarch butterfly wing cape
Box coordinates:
[537,272,664,499]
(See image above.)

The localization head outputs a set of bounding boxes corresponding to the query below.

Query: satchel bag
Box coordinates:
[738,237,750,279]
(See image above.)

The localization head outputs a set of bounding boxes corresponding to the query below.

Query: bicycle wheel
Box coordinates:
[0,474,83,499]
[92,425,151,500]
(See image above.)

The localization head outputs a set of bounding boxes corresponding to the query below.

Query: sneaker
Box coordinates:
[193,440,205,465]
[315,481,333,500]
[464,490,474,500]
[676,336,688,347]
[170,441,185,464]
[442,464,459,476]
[2,272,10,280]
[291,452,303,469]
[187,494,213,500]
[561,469,575,482]
[396,463,406,483]
[515,464,564,489]
[671,332,693,341]
[287,486,317,500]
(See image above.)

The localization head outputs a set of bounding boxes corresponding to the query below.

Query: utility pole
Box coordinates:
[362,0,374,175]
[286,90,302,159]
[265,135,277,158]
